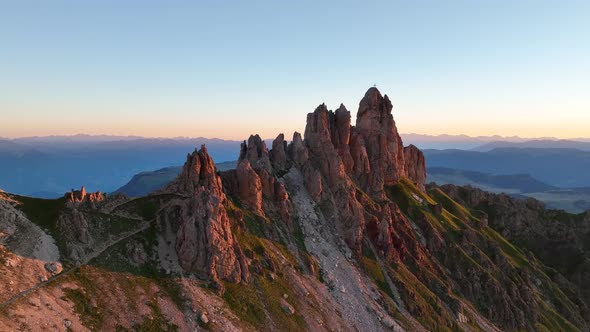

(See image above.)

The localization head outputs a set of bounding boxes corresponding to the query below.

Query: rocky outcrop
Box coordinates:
[64,186,105,208]
[331,105,354,172]
[174,186,247,285]
[161,145,248,286]
[354,87,405,197]
[287,132,309,166]
[58,210,90,245]
[404,144,426,191]
[269,133,288,172]
[240,135,272,171]
[235,160,263,214]
[304,104,346,188]
[164,145,223,197]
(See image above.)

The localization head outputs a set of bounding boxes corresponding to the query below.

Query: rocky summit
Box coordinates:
[0,88,589,332]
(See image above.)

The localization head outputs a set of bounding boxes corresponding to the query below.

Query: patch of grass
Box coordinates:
[483,228,529,268]
[537,301,580,332]
[222,281,266,327]
[360,256,394,298]
[387,264,456,331]
[0,246,8,265]
[292,218,307,252]
[428,188,475,223]
[244,212,267,237]
[112,194,181,220]
[62,288,103,330]
[156,278,186,309]
[133,301,179,332]
[257,276,307,331]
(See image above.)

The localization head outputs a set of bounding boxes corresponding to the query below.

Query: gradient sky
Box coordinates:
[1,1,589,140]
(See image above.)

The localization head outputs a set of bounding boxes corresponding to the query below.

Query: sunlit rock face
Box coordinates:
[161,145,248,287]
[404,144,426,191]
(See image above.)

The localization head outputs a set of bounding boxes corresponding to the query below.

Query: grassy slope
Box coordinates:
[3,178,586,331]
[386,178,582,332]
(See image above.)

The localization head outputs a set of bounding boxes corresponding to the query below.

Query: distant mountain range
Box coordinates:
[402,133,590,150]
[472,139,590,152]
[2,134,590,199]
[424,147,590,188]
[427,167,590,213]
[0,136,242,197]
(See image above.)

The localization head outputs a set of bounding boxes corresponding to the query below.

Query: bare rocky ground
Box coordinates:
[285,168,405,332]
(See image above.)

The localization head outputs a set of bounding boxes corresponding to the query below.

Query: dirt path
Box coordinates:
[0,221,152,309]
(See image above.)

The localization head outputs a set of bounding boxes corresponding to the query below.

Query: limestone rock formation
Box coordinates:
[240,134,272,171]
[173,186,247,285]
[64,186,105,208]
[404,144,426,191]
[287,132,309,166]
[354,87,406,197]
[161,145,248,286]
[164,145,223,197]
[304,104,346,188]
[235,160,263,214]
[269,133,288,172]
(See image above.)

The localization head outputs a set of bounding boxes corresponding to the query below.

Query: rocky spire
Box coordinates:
[269,133,288,172]
[287,132,308,166]
[240,134,272,171]
[165,145,224,197]
[160,144,248,287]
[354,87,406,197]
[404,144,426,191]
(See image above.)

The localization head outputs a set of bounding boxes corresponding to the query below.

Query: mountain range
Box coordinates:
[1,88,589,331]
[0,137,242,198]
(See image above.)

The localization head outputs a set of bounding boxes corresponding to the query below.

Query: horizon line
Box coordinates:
[2,132,590,142]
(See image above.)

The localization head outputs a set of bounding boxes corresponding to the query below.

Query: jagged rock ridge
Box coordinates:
[1,87,588,332]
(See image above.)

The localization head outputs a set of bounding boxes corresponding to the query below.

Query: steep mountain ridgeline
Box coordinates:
[0,87,588,331]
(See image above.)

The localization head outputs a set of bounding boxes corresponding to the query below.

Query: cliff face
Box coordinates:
[161,145,248,287]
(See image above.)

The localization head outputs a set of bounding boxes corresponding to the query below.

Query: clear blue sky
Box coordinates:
[1,1,589,139]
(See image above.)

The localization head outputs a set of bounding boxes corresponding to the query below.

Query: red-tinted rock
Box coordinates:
[236,160,263,214]
[304,104,346,187]
[64,186,105,208]
[275,181,292,225]
[269,133,288,172]
[355,87,405,196]
[161,145,248,285]
[404,144,426,192]
[287,132,309,166]
[174,185,248,284]
[165,145,223,198]
[240,134,272,171]
[332,105,354,172]
[303,165,323,202]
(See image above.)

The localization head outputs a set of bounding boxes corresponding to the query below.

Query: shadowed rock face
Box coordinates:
[235,160,263,214]
[269,133,288,172]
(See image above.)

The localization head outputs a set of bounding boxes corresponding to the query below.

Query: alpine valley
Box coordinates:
[1,88,589,332]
